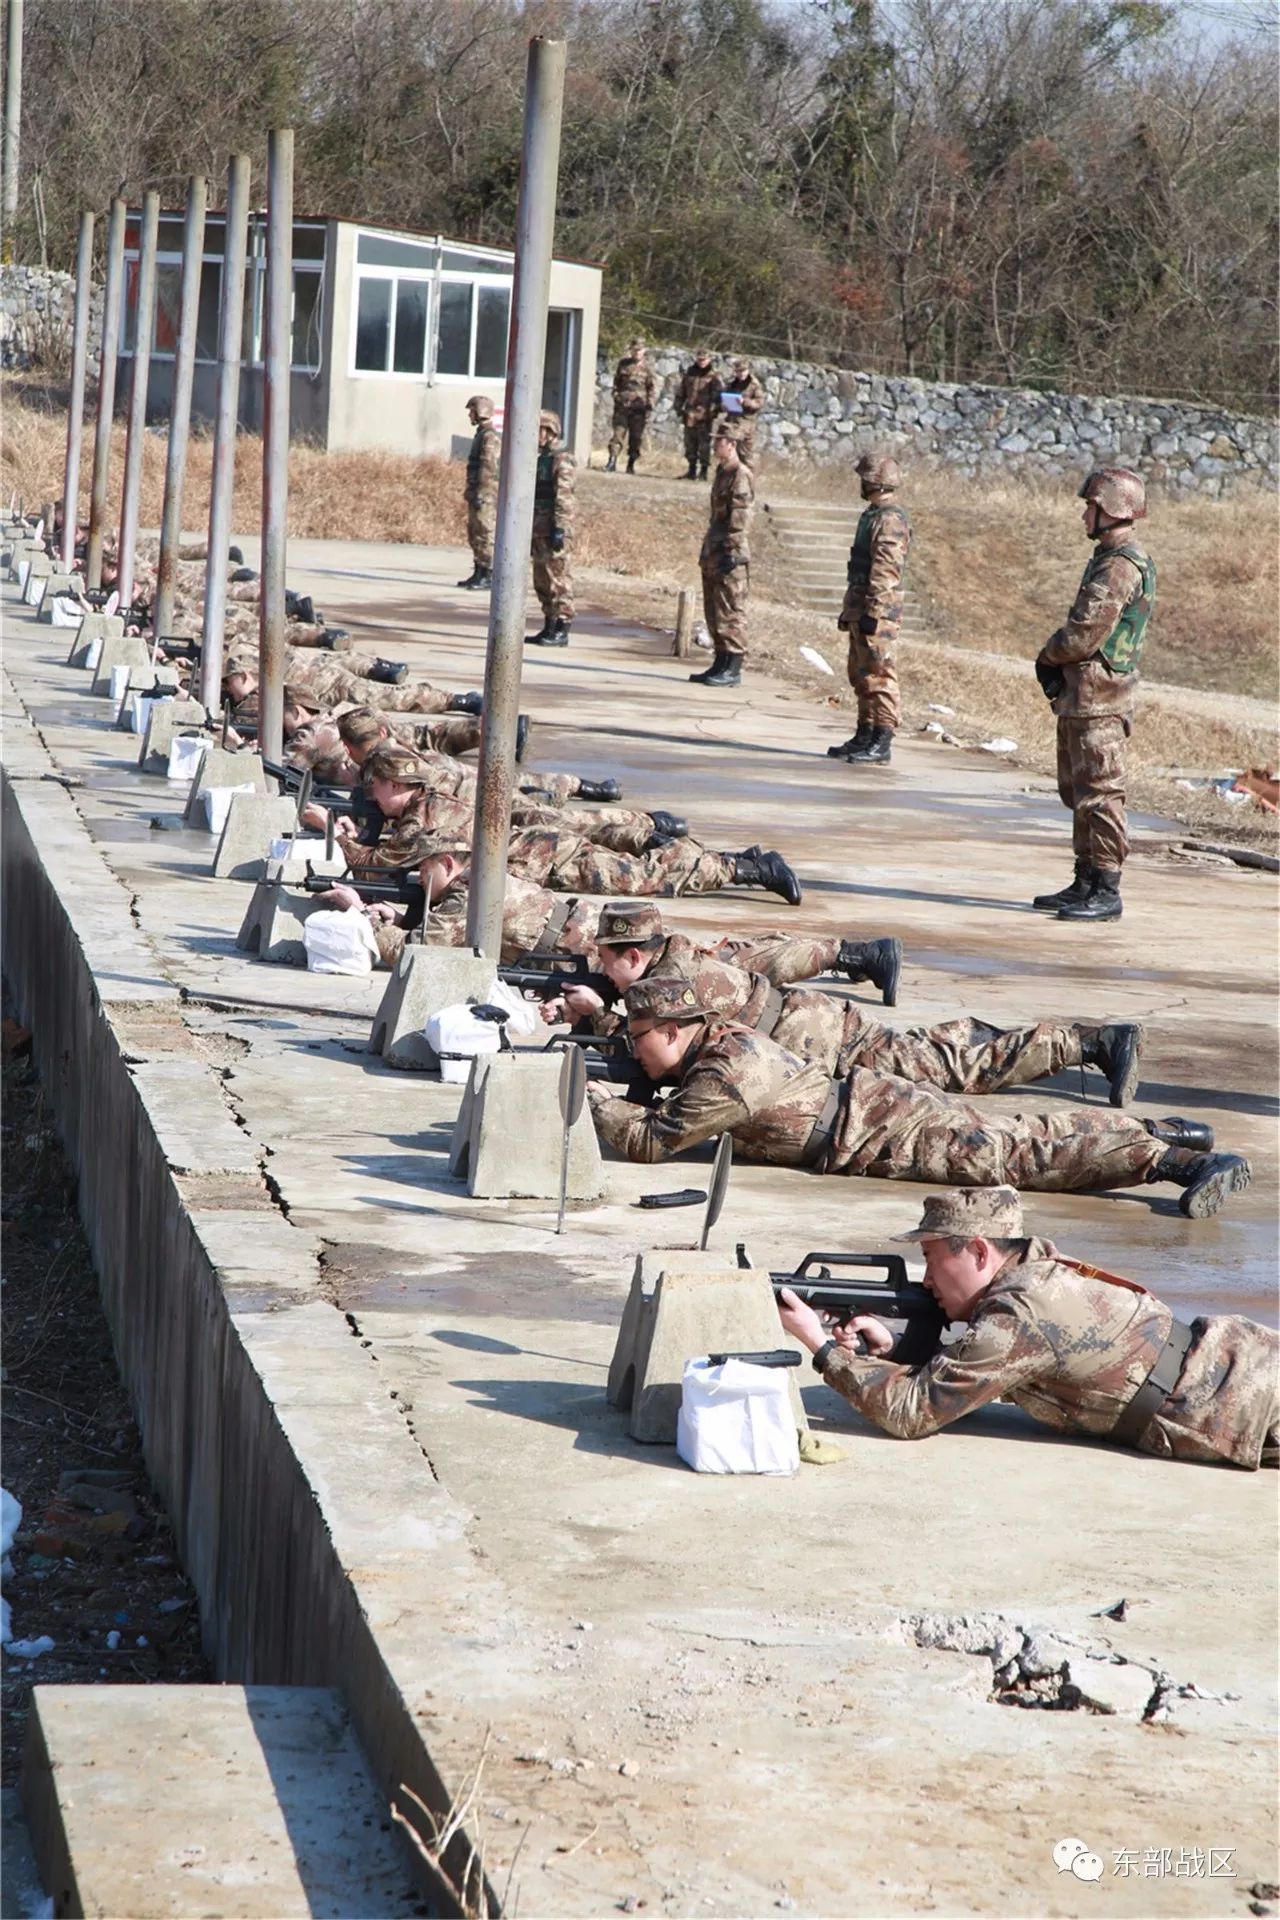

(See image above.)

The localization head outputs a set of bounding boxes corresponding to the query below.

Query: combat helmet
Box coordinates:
[856,449,901,493]
[538,409,562,439]
[466,394,494,421]
[1078,467,1146,522]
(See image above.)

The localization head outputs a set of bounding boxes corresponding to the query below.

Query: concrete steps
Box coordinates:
[24,1685,425,1918]
[761,498,932,624]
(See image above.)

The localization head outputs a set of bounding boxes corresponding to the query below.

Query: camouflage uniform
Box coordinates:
[531,436,576,624]
[589,1018,1172,1192]
[840,500,911,733]
[716,366,765,466]
[509,827,735,898]
[465,418,502,571]
[374,874,600,970]
[1040,525,1155,872]
[375,712,483,759]
[700,459,755,660]
[607,349,659,464]
[675,357,720,474]
[822,1236,1279,1470]
[285,649,457,716]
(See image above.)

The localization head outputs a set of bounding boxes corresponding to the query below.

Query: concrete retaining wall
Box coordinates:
[593,345,1279,494]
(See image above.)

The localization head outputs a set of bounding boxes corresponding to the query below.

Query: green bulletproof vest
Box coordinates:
[847,503,910,593]
[534,447,557,514]
[1089,542,1156,675]
[466,424,496,489]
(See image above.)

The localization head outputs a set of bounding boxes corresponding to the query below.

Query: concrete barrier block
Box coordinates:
[449,1051,605,1200]
[211,794,302,879]
[236,876,328,965]
[66,612,125,666]
[609,1261,808,1443]
[261,839,348,885]
[90,632,153,697]
[37,573,84,622]
[137,701,210,772]
[369,944,494,1069]
[23,561,52,605]
[182,747,268,823]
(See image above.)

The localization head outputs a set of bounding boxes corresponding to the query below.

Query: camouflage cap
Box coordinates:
[222,650,256,681]
[379,827,440,873]
[891,1187,1025,1244]
[628,337,646,351]
[466,394,494,420]
[539,409,562,438]
[694,347,712,360]
[856,449,901,492]
[625,973,706,1027]
[362,743,434,786]
[596,900,664,947]
[1078,466,1146,522]
[282,681,326,714]
[731,357,749,372]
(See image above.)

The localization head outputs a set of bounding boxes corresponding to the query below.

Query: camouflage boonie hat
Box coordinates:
[282,681,325,714]
[596,900,664,947]
[222,649,255,681]
[731,357,749,372]
[362,744,434,785]
[892,1187,1025,1244]
[625,974,705,1027]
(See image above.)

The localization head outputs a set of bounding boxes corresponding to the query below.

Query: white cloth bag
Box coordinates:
[304,908,380,976]
[423,1002,503,1082]
[676,1357,800,1475]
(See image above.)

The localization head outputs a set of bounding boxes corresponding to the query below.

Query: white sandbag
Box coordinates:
[84,635,104,672]
[167,732,206,781]
[110,662,132,712]
[478,975,540,1037]
[200,782,257,835]
[128,693,158,735]
[676,1357,799,1475]
[424,1002,502,1083]
[24,571,47,606]
[303,907,379,976]
[50,594,84,629]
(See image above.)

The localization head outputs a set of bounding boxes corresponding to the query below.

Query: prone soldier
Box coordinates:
[828,449,911,765]
[690,426,753,689]
[675,348,720,480]
[336,706,614,804]
[527,410,575,648]
[715,357,765,467]
[587,975,1250,1218]
[1032,467,1155,923]
[458,395,501,590]
[778,1186,1278,1469]
[220,649,483,740]
[605,339,659,474]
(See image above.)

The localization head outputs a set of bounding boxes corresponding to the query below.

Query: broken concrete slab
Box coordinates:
[449,1049,605,1199]
[369,942,493,1068]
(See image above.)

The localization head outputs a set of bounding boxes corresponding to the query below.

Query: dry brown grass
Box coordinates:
[5,377,1274,844]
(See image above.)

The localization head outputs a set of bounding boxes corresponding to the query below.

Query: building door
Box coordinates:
[542,309,579,442]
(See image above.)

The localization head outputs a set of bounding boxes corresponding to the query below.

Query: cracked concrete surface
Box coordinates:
[2,537,1277,1917]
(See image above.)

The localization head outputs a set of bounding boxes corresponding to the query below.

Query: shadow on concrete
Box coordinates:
[433,1327,606,1370]
[452,1375,688,1463]
[1138,1080,1280,1120]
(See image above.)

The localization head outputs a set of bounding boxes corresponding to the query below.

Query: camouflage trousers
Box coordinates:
[531,519,575,623]
[509,829,735,897]
[467,499,496,570]
[683,421,712,471]
[724,423,756,467]
[718,933,841,985]
[827,1074,1166,1191]
[295,659,455,716]
[846,628,901,731]
[509,804,658,853]
[608,402,651,462]
[775,996,1089,1089]
[702,561,750,658]
[421,715,481,757]
[515,771,587,806]
[1057,715,1129,870]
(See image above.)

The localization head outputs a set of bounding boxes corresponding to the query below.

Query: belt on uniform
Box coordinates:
[1110,1317,1194,1448]
[802,1083,845,1170]
[754,985,784,1038]
[534,900,572,952]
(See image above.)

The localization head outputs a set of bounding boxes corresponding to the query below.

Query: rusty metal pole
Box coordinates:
[86,195,125,591]
[115,188,159,607]
[154,173,207,639]
[258,127,293,767]
[60,208,93,570]
[198,153,250,710]
[465,35,566,957]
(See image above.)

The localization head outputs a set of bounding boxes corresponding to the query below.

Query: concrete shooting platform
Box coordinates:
[2,535,1276,1918]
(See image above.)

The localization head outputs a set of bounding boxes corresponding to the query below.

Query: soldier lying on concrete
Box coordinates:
[541,900,902,1032]
[777,1186,1279,1468]
[337,749,804,903]
[337,706,615,805]
[220,648,483,738]
[560,903,1145,1105]
[587,975,1247,1218]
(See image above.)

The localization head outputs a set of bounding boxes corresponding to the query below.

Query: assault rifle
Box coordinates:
[737,1246,947,1365]
[498,951,618,1005]
[540,1033,661,1102]
[303,867,421,902]
[263,760,385,843]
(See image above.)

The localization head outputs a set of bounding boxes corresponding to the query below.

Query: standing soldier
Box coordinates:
[527,410,576,648]
[457,396,500,590]
[716,357,765,467]
[605,339,659,474]
[675,348,720,480]
[1032,467,1155,923]
[828,450,911,766]
[690,426,753,689]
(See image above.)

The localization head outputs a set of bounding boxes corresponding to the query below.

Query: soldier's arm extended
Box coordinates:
[862,512,910,626]
[587,1057,753,1163]
[1040,550,1143,668]
[479,428,500,487]
[820,1298,1055,1440]
[553,451,576,535]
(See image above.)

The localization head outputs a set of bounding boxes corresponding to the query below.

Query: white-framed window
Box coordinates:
[122,213,326,372]
[349,229,512,382]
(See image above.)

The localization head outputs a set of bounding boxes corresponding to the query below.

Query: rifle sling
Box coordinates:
[754,984,784,1037]
[533,900,572,952]
[1109,1317,1194,1448]
[802,1082,845,1169]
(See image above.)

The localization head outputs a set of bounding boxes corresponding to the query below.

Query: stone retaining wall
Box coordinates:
[1,264,102,376]
[593,346,1278,494]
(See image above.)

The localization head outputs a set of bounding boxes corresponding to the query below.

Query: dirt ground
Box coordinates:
[0,1016,209,1787]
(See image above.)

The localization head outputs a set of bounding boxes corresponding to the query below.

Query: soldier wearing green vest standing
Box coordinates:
[828,449,912,764]
[1033,467,1156,923]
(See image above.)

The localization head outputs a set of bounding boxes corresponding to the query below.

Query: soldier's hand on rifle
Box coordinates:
[367,902,398,923]
[775,1286,826,1352]
[560,983,605,1020]
[838,1314,895,1357]
[315,883,364,911]
[333,814,358,841]
[539,995,567,1025]
[301,801,328,831]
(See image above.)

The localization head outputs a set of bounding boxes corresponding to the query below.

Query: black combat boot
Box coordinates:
[689,650,725,684]
[228,545,244,564]
[528,618,570,647]
[525,618,552,644]
[294,595,317,626]
[837,937,902,1007]
[698,462,709,479]
[1155,1149,1251,1218]
[471,565,492,590]
[232,566,258,584]
[1058,867,1122,921]
[456,567,481,588]
[448,690,484,715]
[1145,1117,1215,1152]
[576,777,622,803]
[683,462,698,480]
[1080,1022,1144,1107]
[604,454,617,473]
[626,455,637,474]
[312,630,339,650]
[515,714,531,763]
[698,655,743,688]
[732,846,802,906]
[645,810,688,843]
[827,724,872,761]
[847,726,893,764]
[1032,860,1090,912]
[368,658,409,685]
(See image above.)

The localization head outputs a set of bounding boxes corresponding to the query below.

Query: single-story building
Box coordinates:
[118,207,602,465]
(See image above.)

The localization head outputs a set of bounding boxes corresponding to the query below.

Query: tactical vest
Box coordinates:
[1090,542,1156,675]
[847,504,910,593]
[534,448,557,515]
[467,425,496,489]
